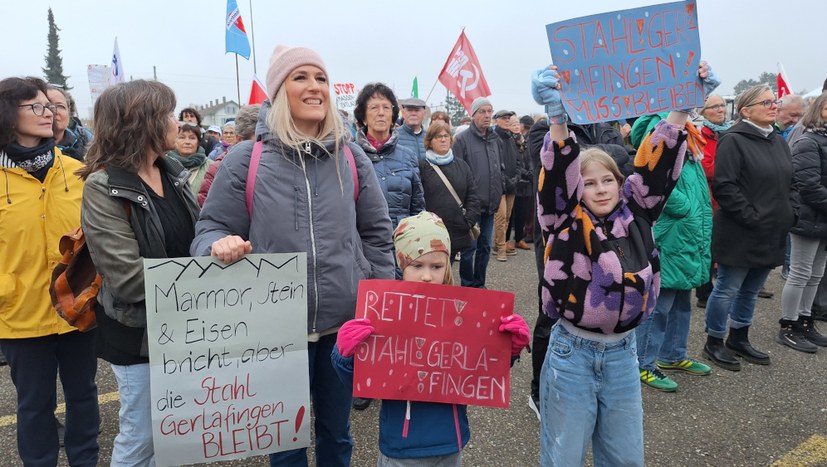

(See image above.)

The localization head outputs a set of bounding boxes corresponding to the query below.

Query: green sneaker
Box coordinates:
[640,368,678,392]
[657,358,712,376]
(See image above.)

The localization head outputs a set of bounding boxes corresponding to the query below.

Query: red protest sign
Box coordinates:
[353,280,513,408]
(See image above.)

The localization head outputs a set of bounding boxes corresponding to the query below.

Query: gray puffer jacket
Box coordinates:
[191,102,395,335]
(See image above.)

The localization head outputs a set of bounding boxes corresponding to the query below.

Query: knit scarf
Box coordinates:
[703,119,733,134]
[684,122,706,160]
[166,148,207,169]
[3,138,55,181]
[425,149,454,166]
[806,126,827,138]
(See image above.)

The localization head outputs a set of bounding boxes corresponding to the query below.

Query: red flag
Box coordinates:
[777,62,792,98]
[248,75,268,104]
[438,31,491,114]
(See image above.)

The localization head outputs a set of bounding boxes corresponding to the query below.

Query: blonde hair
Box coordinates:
[735,85,773,122]
[443,265,454,285]
[266,81,347,190]
[580,147,624,184]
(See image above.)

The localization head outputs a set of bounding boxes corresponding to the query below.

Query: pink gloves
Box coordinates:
[499,314,531,356]
[337,318,375,357]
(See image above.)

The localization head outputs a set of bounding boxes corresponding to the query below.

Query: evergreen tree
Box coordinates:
[43,8,70,89]
[733,72,776,95]
[445,91,467,126]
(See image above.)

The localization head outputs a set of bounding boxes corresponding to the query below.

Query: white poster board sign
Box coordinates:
[87,64,110,106]
[334,82,358,113]
[143,254,310,465]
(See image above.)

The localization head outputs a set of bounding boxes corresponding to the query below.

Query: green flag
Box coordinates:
[411,77,419,98]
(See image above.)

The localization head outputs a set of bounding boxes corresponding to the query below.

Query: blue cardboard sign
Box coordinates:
[546,1,702,124]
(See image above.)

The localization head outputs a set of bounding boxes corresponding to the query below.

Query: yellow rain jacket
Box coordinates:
[0,150,84,338]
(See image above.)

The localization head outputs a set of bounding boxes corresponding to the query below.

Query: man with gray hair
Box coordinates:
[397,98,428,159]
[775,94,806,140]
[452,96,502,288]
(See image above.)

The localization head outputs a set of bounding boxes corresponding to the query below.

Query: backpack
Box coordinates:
[49,202,130,332]
[245,140,359,216]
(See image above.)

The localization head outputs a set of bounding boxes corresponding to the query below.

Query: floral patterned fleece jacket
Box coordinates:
[538,120,687,334]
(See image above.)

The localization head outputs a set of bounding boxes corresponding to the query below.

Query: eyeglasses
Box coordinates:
[433,134,451,140]
[52,103,69,113]
[18,103,56,116]
[745,99,780,109]
[367,104,393,114]
[703,104,726,111]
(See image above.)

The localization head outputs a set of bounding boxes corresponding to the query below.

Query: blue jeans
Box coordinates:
[269,334,353,467]
[0,331,99,467]
[635,288,692,371]
[704,265,771,339]
[111,363,155,467]
[459,211,495,288]
[540,324,643,467]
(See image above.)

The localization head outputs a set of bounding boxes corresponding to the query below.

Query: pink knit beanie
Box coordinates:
[265,45,328,101]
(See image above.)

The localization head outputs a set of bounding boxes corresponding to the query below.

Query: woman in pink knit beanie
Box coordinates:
[191,45,395,467]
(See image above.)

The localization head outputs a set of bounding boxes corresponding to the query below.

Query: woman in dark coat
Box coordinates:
[418,121,481,257]
[778,92,827,352]
[703,85,796,371]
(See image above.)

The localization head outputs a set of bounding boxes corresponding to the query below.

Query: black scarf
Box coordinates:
[4,138,56,182]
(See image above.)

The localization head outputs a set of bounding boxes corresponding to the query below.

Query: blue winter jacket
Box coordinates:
[331,346,470,459]
[396,124,426,160]
[356,130,425,229]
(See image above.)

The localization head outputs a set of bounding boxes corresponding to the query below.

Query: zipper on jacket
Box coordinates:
[299,154,321,333]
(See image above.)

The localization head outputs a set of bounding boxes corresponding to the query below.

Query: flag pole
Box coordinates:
[235,55,241,104]
[425,27,465,105]
[249,0,257,74]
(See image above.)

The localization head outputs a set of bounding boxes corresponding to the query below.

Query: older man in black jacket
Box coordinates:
[453,97,503,288]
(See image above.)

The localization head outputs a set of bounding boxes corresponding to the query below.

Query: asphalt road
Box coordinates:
[0,248,825,466]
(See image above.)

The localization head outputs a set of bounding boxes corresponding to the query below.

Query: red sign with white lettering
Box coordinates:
[353,280,514,408]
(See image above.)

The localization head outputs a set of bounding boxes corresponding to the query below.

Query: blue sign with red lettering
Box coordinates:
[546,1,702,124]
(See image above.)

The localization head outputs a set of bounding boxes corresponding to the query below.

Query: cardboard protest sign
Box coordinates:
[546,1,702,124]
[353,280,514,408]
[144,254,310,465]
[334,83,358,113]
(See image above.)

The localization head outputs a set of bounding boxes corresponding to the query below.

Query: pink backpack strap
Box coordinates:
[344,144,359,202]
[246,141,264,217]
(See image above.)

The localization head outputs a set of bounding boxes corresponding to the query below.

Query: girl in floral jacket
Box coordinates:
[532,63,711,466]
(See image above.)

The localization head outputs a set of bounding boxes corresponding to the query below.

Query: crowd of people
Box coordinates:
[1,42,826,466]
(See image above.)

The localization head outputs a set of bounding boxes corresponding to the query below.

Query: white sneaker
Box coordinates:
[528,394,540,421]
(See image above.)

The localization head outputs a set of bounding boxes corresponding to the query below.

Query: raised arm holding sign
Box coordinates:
[546,1,706,124]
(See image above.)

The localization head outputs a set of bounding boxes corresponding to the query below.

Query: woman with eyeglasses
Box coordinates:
[418,121,480,259]
[46,86,88,161]
[778,92,827,353]
[0,76,100,466]
[703,85,796,371]
[693,94,731,308]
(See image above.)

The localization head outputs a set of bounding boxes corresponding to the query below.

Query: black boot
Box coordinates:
[811,305,827,322]
[777,319,818,353]
[352,397,372,411]
[703,336,740,371]
[726,326,771,365]
[800,316,827,347]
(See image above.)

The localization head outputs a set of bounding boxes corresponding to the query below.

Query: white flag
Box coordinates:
[110,37,125,85]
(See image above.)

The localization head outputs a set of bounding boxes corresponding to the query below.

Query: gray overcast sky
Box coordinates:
[7,0,826,119]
